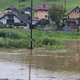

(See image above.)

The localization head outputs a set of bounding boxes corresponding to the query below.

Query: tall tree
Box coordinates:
[48,4,66,24]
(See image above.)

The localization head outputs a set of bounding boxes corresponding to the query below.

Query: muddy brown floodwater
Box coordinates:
[0,40,80,80]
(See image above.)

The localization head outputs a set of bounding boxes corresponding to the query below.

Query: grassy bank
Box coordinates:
[0,28,79,49]
[0,28,66,49]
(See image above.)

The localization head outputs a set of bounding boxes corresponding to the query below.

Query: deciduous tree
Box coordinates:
[48,4,66,24]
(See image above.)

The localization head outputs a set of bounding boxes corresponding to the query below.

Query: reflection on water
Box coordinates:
[0,41,80,80]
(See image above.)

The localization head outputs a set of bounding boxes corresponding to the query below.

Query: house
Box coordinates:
[0,6,30,28]
[29,17,46,29]
[64,6,80,29]
[23,7,31,14]
[34,4,51,19]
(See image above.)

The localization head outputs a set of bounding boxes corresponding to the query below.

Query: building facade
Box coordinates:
[34,4,51,19]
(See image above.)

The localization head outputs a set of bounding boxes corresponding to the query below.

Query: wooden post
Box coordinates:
[30,0,33,49]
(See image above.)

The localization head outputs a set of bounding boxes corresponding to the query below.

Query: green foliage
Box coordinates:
[0,31,22,39]
[0,37,30,48]
[76,50,79,53]
[3,24,7,28]
[19,9,25,14]
[0,24,3,28]
[14,22,23,26]
[46,19,50,25]
[45,26,51,32]
[1,28,80,49]
[42,38,56,45]
[62,22,65,27]
[8,25,14,28]
[48,4,66,24]
[37,27,42,31]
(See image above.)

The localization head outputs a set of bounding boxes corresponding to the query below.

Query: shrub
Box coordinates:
[8,25,13,28]
[0,24,3,28]
[14,22,23,26]
[3,24,7,28]
[0,31,22,39]
[42,38,55,45]
[37,27,42,31]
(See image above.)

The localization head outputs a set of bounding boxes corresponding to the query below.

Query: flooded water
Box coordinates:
[0,41,80,80]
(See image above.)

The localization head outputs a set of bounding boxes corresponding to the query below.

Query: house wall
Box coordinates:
[70,22,76,28]
[14,16,20,23]
[25,11,30,14]
[66,8,80,18]
[0,16,21,24]
[0,17,7,24]
[35,10,48,19]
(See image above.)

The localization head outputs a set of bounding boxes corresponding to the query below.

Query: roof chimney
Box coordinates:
[43,0,45,8]
[43,4,45,8]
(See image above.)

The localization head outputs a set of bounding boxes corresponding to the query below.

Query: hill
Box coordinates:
[0,0,80,15]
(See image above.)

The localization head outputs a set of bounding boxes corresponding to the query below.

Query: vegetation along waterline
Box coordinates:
[0,28,80,49]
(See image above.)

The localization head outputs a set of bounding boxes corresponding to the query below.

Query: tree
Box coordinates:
[19,9,25,14]
[48,4,66,24]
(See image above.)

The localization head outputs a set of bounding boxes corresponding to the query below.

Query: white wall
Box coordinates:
[14,16,21,23]
[0,16,21,24]
[0,17,7,24]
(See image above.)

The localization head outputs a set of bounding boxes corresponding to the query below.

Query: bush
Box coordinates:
[0,38,30,48]
[37,27,42,31]
[0,31,22,39]
[14,22,23,26]
[8,25,13,28]
[42,38,55,45]
[0,24,3,28]
[62,22,65,27]
[3,24,7,28]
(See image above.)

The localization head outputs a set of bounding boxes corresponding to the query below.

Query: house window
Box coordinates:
[45,15,47,18]
[8,15,13,20]
[67,15,70,19]
[77,10,79,13]
[27,9,31,12]
[45,10,48,12]
[74,10,77,13]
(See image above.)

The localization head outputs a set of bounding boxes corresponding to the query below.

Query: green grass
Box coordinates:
[0,0,80,14]
[0,28,79,49]
[0,28,66,49]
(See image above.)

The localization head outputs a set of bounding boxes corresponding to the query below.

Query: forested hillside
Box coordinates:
[0,0,80,15]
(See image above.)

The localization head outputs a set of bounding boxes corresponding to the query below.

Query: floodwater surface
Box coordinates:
[0,41,80,80]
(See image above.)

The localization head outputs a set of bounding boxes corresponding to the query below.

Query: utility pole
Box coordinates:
[30,0,33,49]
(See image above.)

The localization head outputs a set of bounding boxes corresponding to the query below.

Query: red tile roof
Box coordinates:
[34,4,52,11]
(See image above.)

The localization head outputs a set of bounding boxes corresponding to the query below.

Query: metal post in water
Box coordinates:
[30,0,33,49]
[29,49,32,80]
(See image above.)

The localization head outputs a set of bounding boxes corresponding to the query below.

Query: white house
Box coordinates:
[23,7,31,14]
[0,6,30,29]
